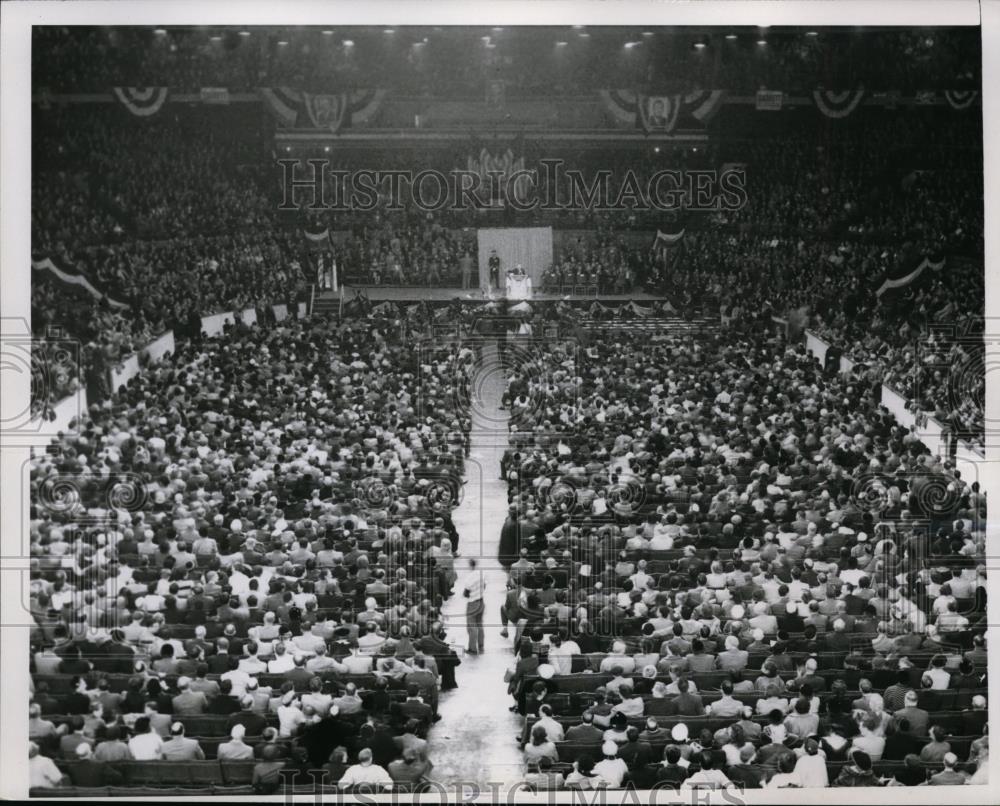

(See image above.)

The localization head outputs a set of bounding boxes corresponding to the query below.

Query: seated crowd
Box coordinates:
[491,320,987,790]
[27,309,477,794]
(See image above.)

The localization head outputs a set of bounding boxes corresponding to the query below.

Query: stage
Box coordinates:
[336,285,667,303]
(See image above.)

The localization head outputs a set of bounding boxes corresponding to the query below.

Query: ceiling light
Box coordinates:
[343,40,354,47]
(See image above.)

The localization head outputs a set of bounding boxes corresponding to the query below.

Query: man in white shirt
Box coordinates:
[680,752,735,791]
[548,630,580,676]
[535,705,565,742]
[338,748,393,790]
[461,558,486,655]
[593,742,628,788]
[29,742,63,789]
[127,717,164,760]
[267,643,296,673]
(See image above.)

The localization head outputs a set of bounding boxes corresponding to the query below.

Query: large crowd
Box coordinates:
[493,316,987,790]
[28,308,479,794]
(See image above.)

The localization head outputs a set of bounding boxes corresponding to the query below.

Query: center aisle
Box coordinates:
[426,341,525,789]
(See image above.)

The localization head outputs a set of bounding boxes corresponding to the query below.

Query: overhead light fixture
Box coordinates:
[493,27,504,32]
[384,28,395,34]
[481,35,491,42]
[806,31,819,37]
[654,146,660,153]
[725,34,738,40]
[555,41,568,47]
[210,35,222,43]
[642,32,654,37]
[579,32,590,38]
[694,41,706,49]
[277,40,288,46]
[343,39,354,47]
[239,30,251,37]
[154,29,167,36]
[321,30,334,36]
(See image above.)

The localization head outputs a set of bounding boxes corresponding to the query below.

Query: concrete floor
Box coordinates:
[426,341,526,790]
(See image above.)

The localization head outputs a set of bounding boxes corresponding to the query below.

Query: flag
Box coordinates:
[303,226,332,247]
[653,228,685,247]
[32,256,129,309]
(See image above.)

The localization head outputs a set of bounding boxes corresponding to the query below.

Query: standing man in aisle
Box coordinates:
[461,558,486,655]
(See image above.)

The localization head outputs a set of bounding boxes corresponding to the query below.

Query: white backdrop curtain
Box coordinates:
[476,227,554,288]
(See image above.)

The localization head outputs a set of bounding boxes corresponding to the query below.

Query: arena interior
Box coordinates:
[24,24,989,796]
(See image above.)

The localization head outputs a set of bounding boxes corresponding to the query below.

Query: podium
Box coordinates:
[505,273,533,301]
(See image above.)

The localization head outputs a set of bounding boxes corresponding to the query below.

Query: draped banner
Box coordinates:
[639,95,683,132]
[302,93,348,133]
[258,86,303,127]
[641,91,724,132]
[603,89,725,133]
[259,87,387,130]
[945,89,979,110]
[876,254,946,297]
[597,89,638,126]
[32,256,129,309]
[812,88,865,118]
[112,86,169,117]
[465,147,531,202]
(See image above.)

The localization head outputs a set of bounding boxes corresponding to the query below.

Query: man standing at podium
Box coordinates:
[488,249,501,290]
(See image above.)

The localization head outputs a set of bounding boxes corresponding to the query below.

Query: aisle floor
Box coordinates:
[426,341,526,789]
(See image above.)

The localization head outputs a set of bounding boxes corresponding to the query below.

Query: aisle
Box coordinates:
[426,341,525,788]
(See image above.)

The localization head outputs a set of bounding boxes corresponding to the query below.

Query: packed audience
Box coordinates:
[27,309,474,794]
[492,318,987,790]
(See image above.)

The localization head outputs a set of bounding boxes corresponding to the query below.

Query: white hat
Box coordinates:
[730,605,745,620]
[538,664,555,680]
[752,628,765,641]
[602,740,618,756]
[671,723,689,741]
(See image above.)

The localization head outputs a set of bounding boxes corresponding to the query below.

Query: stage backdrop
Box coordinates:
[476,227,553,289]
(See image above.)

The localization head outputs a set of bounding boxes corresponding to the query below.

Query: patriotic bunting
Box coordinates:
[944,89,979,110]
[32,256,129,309]
[812,88,866,118]
[876,255,946,297]
[600,90,725,133]
[259,87,388,131]
[112,86,169,117]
